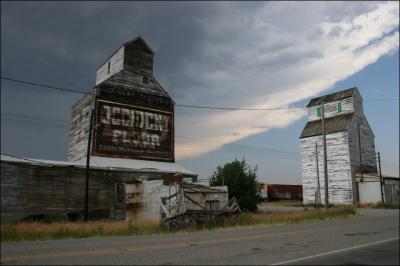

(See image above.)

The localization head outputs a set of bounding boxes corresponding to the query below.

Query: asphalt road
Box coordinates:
[1,209,399,265]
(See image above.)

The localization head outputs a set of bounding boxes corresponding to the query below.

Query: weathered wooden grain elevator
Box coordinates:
[299,87,377,205]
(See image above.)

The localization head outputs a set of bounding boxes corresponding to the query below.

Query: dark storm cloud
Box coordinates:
[1,2,215,91]
[1,1,218,159]
[1,1,398,161]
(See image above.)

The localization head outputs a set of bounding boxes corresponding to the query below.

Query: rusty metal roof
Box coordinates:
[307,87,357,107]
[299,113,353,138]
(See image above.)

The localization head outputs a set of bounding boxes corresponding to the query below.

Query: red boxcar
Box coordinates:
[266,184,303,201]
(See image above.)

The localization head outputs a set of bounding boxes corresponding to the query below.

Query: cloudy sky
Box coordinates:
[1,1,399,183]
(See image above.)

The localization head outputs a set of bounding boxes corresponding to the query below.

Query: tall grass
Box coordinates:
[1,219,164,242]
[224,206,356,228]
[1,207,356,242]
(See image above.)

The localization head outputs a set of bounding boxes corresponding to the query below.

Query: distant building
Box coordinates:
[356,173,399,206]
[266,184,303,201]
[299,87,377,205]
[258,183,302,201]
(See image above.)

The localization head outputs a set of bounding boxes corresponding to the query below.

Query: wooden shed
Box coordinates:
[0,154,196,222]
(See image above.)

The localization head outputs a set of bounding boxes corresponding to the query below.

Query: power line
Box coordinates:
[176,136,299,156]
[3,112,397,162]
[1,112,301,159]
[175,104,304,111]
[176,137,300,161]
[2,76,398,111]
[1,153,54,166]
[1,76,94,95]
[1,76,304,111]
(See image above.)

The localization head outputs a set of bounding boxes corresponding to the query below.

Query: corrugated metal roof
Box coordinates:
[299,113,353,138]
[307,87,357,107]
[0,154,196,176]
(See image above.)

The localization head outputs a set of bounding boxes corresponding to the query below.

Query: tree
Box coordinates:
[209,158,261,212]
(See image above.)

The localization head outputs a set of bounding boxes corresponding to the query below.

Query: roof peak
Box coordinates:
[124,36,154,54]
[307,87,358,107]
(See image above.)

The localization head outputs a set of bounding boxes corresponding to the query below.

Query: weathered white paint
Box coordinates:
[184,187,229,211]
[308,97,354,121]
[300,132,353,205]
[126,181,229,222]
[300,88,377,205]
[96,46,124,86]
[67,94,96,162]
[358,181,382,204]
[135,180,176,221]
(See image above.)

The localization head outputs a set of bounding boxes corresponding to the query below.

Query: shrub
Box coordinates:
[209,158,261,212]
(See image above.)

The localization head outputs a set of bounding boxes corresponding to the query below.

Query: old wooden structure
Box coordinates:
[0,154,196,221]
[299,87,377,205]
[1,37,199,222]
[160,182,241,230]
[68,36,174,162]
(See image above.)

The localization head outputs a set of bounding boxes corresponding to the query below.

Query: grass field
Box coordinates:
[1,207,356,242]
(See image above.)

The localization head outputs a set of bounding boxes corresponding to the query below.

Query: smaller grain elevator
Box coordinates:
[299,87,377,205]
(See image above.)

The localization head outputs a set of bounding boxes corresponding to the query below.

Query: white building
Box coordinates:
[299,87,377,205]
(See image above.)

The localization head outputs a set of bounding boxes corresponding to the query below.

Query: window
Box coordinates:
[337,101,342,112]
[205,200,220,211]
[116,183,125,203]
[107,62,111,74]
[142,76,149,84]
[316,106,321,117]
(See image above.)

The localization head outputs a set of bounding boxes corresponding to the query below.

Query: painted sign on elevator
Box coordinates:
[92,100,174,161]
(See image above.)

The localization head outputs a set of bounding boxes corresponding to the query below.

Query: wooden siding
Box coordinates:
[300,132,353,205]
[96,46,124,86]
[348,116,377,175]
[307,87,356,107]
[348,90,376,177]
[68,36,174,163]
[95,37,154,86]
[352,90,365,118]
[308,97,354,121]
[96,71,173,105]
[124,40,154,77]
[183,191,229,211]
[67,93,96,162]
[0,160,195,221]
[300,87,376,205]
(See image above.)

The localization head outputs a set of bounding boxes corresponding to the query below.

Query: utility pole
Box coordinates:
[357,123,363,182]
[315,141,321,207]
[321,97,329,210]
[377,152,384,203]
[84,108,95,222]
